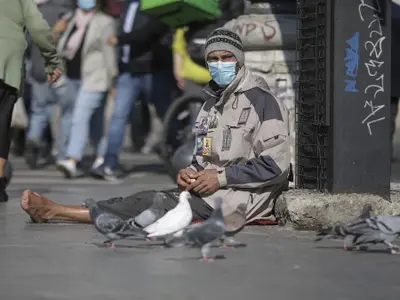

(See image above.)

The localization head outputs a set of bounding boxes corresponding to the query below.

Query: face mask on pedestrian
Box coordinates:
[208,61,237,88]
[77,0,97,11]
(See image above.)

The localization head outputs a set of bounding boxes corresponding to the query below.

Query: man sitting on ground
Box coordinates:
[20,28,291,225]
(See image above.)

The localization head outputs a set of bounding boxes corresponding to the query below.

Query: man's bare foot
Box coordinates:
[20,190,55,223]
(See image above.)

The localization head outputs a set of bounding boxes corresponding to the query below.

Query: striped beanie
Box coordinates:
[204,28,244,67]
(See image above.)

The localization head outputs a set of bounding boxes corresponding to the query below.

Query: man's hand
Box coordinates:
[175,73,185,90]
[177,168,197,191]
[53,19,68,39]
[187,169,220,195]
[107,35,118,46]
[47,68,62,83]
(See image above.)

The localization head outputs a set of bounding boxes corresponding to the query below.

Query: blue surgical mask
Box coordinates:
[77,0,96,11]
[208,61,237,87]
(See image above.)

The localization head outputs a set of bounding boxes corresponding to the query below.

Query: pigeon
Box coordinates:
[335,215,400,254]
[219,203,247,247]
[184,197,226,262]
[143,191,193,238]
[85,198,147,248]
[130,192,166,228]
[314,203,373,250]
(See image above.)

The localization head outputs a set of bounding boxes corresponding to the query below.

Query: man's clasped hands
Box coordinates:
[177,168,220,195]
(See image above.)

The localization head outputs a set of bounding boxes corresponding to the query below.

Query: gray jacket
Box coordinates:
[190,67,290,223]
[29,0,73,83]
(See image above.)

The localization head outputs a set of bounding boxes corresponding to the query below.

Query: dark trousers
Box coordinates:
[0,81,18,159]
[96,188,213,221]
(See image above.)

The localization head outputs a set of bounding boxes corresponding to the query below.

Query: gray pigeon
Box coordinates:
[130,192,166,228]
[219,203,247,247]
[184,197,226,262]
[85,198,147,248]
[314,203,373,250]
[337,215,400,254]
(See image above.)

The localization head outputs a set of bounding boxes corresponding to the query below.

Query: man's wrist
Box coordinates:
[217,169,227,188]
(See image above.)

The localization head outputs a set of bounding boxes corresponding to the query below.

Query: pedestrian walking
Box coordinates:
[0,0,63,202]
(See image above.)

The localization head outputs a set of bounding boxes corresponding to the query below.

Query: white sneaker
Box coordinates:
[56,159,82,178]
[91,157,104,170]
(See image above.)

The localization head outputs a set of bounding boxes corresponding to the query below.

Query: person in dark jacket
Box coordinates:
[92,0,174,181]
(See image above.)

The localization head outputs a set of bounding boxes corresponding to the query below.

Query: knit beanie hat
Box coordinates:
[204,28,244,67]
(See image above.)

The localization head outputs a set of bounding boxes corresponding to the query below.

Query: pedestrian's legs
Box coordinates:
[103,73,141,169]
[142,71,174,153]
[56,79,80,161]
[0,82,18,202]
[149,71,174,119]
[66,89,106,161]
[26,81,51,140]
[89,92,107,169]
[25,81,53,168]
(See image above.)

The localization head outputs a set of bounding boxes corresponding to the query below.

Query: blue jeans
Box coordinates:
[103,71,173,168]
[27,79,75,160]
[65,84,107,162]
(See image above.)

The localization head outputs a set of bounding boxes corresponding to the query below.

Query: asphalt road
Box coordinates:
[1,152,400,300]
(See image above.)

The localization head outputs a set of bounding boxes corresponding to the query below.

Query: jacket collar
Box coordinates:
[203,66,249,108]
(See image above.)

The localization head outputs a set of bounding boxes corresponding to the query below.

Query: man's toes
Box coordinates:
[20,190,32,210]
[20,190,47,223]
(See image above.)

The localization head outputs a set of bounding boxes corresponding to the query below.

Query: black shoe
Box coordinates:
[91,165,124,182]
[25,139,40,169]
[0,178,8,202]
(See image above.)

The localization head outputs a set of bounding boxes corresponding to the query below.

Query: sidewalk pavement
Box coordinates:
[0,152,399,299]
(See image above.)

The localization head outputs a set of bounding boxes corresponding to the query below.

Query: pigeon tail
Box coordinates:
[314,224,349,241]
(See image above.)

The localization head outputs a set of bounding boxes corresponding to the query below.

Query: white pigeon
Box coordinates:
[144,191,193,238]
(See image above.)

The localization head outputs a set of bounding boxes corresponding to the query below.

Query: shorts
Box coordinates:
[97,188,213,221]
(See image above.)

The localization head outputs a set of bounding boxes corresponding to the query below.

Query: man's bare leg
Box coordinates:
[20,190,92,223]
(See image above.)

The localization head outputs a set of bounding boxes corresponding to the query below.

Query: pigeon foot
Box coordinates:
[219,244,234,248]
[199,257,215,262]
[344,244,360,251]
[103,241,115,249]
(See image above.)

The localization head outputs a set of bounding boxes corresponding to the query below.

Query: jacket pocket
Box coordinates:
[206,124,254,166]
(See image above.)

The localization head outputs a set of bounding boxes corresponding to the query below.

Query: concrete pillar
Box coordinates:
[297,0,391,199]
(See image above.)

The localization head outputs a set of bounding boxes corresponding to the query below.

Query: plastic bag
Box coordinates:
[11,97,29,129]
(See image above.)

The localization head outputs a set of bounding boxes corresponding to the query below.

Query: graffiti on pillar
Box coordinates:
[358,0,386,136]
[232,20,277,41]
[344,32,360,92]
